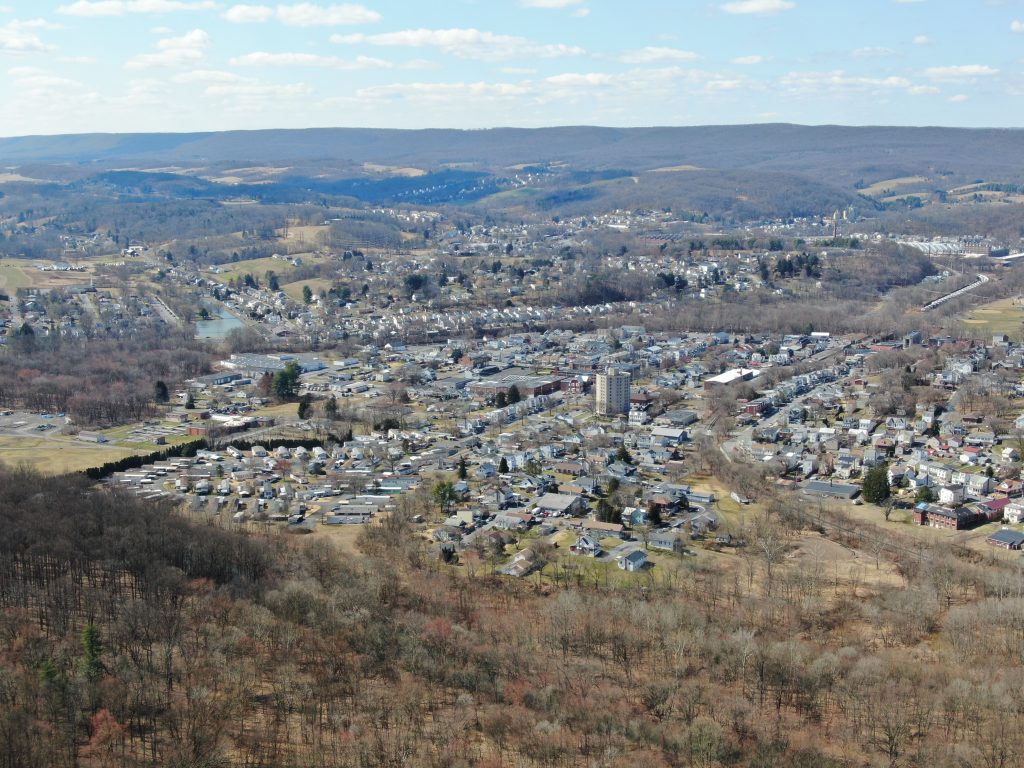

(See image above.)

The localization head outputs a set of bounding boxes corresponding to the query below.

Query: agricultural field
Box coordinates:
[281,278,334,303]
[0,435,137,474]
[861,175,929,197]
[0,260,31,292]
[960,295,1024,337]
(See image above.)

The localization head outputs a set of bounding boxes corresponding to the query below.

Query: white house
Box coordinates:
[939,485,964,507]
[618,550,649,572]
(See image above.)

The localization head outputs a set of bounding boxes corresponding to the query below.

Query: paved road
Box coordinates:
[151,295,183,327]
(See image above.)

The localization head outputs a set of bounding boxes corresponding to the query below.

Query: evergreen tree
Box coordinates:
[272,361,302,400]
[80,623,105,682]
[862,463,891,504]
[153,380,169,403]
[324,395,338,420]
[457,456,468,480]
[433,480,457,514]
[498,457,509,474]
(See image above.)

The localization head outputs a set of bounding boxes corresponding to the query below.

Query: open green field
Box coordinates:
[960,296,1024,337]
[861,175,929,197]
[0,435,137,474]
[214,252,328,282]
[97,423,197,452]
[0,260,33,292]
[214,257,297,281]
[281,278,334,302]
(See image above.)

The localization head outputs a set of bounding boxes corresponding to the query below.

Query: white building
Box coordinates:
[596,367,631,416]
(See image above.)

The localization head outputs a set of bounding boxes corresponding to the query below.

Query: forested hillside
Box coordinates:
[2,466,1023,768]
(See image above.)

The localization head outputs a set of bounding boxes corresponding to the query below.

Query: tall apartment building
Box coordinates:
[595,367,631,416]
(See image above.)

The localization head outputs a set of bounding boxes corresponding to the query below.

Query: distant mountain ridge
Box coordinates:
[4,125,1024,185]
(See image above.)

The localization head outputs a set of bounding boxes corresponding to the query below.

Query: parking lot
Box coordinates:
[126,422,188,442]
[0,410,67,436]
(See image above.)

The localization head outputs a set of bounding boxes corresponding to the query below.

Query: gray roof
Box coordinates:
[988,529,1024,546]
[804,480,860,499]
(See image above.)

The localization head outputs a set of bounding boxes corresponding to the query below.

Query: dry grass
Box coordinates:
[650,164,706,173]
[861,175,929,197]
[0,435,138,474]
[281,278,334,302]
[363,163,426,177]
[960,296,1024,336]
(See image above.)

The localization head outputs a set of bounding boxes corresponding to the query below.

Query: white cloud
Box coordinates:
[60,55,98,63]
[203,81,312,98]
[893,0,925,4]
[276,3,380,26]
[172,68,251,83]
[731,55,764,64]
[125,28,209,68]
[0,19,53,52]
[924,64,998,79]
[332,28,584,60]
[621,46,700,64]
[780,70,915,95]
[355,80,533,105]
[853,47,895,58]
[7,65,90,103]
[11,18,62,30]
[721,0,795,15]
[352,67,730,113]
[231,51,392,69]
[122,77,170,105]
[519,0,585,7]
[545,71,614,86]
[706,78,742,91]
[949,93,969,102]
[912,34,931,44]
[571,7,590,16]
[223,3,380,26]
[908,84,939,94]
[1012,20,1024,33]
[222,4,274,22]
[57,0,215,16]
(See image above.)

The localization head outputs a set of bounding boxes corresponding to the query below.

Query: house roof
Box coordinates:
[988,529,1024,546]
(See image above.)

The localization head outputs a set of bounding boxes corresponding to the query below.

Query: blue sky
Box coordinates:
[1,0,1022,135]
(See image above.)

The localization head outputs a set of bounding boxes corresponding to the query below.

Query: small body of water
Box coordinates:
[195,306,245,339]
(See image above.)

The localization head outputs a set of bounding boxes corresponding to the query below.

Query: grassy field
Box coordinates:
[861,175,929,197]
[650,164,705,173]
[281,278,334,302]
[0,436,137,474]
[0,260,32,292]
[214,257,297,281]
[960,296,1024,337]
[96,423,197,452]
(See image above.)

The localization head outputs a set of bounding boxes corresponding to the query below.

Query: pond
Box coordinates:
[195,306,245,339]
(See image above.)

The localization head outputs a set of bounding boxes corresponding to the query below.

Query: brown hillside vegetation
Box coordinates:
[2,466,1024,767]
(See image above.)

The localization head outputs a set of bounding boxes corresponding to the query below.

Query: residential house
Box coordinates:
[581,519,625,539]
[650,531,687,553]
[986,529,1024,550]
[534,493,587,517]
[570,535,602,557]
[618,550,649,572]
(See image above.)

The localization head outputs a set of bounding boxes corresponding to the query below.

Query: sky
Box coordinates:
[1,0,1024,135]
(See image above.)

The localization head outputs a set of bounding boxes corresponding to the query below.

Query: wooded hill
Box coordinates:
[4,125,1024,186]
[6,124,1024,221]
[2,465,1024,767]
